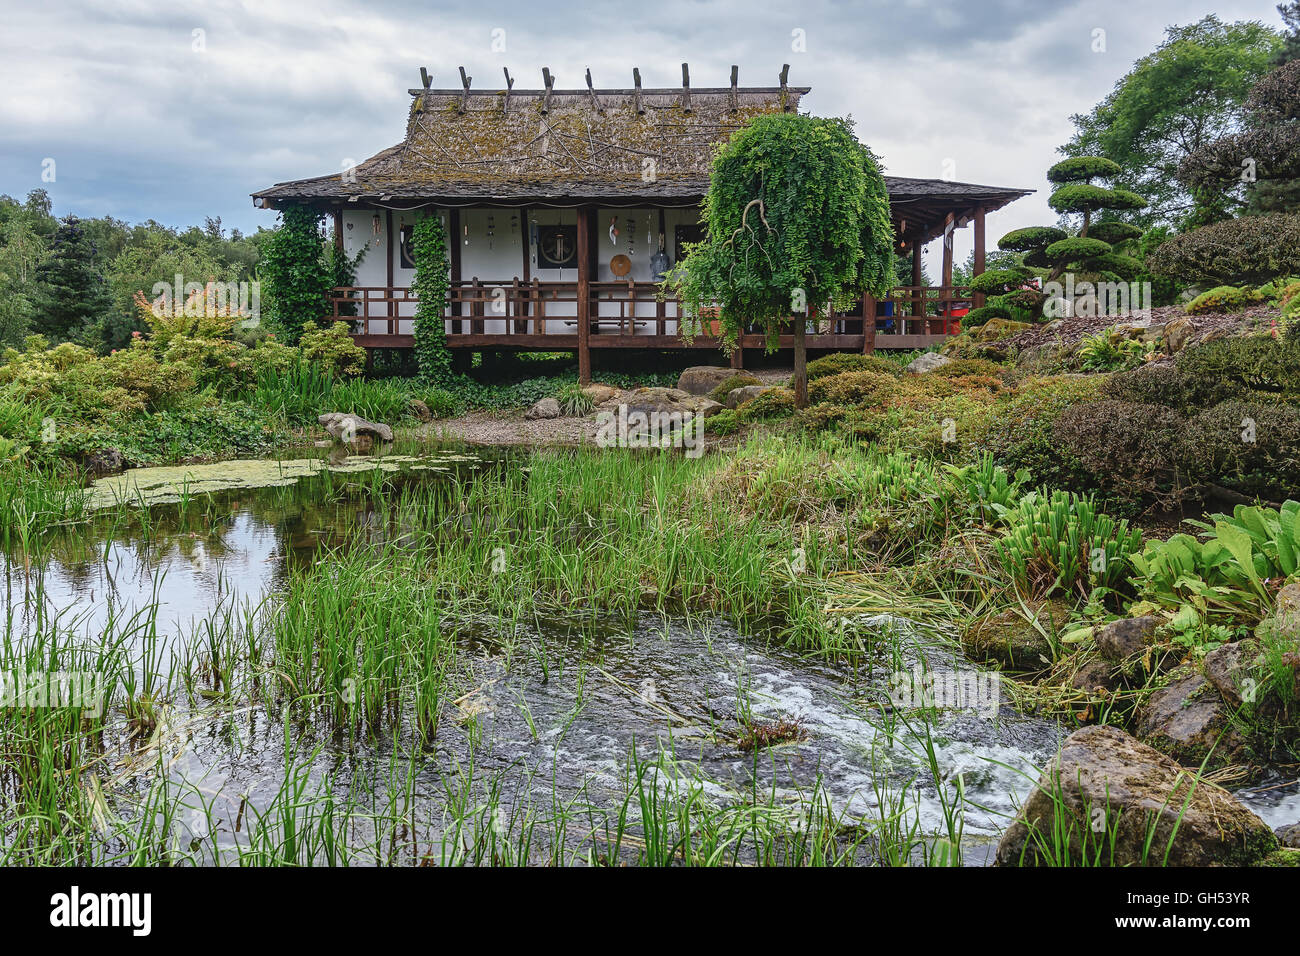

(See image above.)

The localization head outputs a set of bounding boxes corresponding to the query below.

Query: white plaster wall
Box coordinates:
[340,204,703,337]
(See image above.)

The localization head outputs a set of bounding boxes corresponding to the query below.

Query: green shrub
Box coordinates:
[411,387,460,419]
[1102,363,1193,409]
[1088,222,1144,245]
[807,370,909,407]
[1148,214,1300,287]
[805,353,901,381]
[299,321,367,377]
[977,375,1103,490]
[961,304,1012,327]
[1044,236,1112,264]
[1182,401,1300,500]
[1046,156,1123,183]
[969,268,1033,296]
[705,408,741,434]
[1185,285,1268,315]
[706,372,761,402]
[737,386,796,421]
[1053,400,1185,505]
[1176,335,1300,406]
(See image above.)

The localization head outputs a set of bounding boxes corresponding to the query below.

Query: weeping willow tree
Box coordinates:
[670,113,895,407]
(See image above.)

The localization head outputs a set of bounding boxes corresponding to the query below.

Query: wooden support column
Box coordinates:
[449,209,463,333]
[333,210,344,255]
[941,212,954,320]
[519,206,531,332]
[973,205,986,308]
[385,209,395,335]
[862,294,877,353]
[576,207,593,385]
[911,242,923,332]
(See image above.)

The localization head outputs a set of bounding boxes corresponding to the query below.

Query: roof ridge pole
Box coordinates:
[415,67,432,112]
[729,65,738,112]
[779,64,790,111]
[458,66,472,113]
[541,67,554,115]
[680,63,691,113]
[632,68,643,115]
[585,68,603,113]
[502,67,514,113]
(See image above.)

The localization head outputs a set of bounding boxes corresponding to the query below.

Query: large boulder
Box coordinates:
[1095,616,1156,664]
[1277,823,1300,849]
[996,725,1276,867]
[1134,675,1244,767]
[724,384,772,409]
[905,352,953,375]
[676,366,736,396]
[318,413,394,449]
[974,318,1031,342]
[524,398,561,420]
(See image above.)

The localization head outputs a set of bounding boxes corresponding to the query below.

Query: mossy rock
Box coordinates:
[706,373,760,403]
[974,318,1032,342]
[962,601,1070,669]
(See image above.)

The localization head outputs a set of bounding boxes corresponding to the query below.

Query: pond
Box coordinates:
[2,444,1293,865]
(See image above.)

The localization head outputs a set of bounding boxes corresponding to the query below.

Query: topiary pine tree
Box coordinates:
[983,156,1148,321]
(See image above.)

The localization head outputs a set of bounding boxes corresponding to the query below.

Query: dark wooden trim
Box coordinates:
[576,207,592,384]
[352,331,949,351]
[448,208,462,333]
[973,205,986,308]
[333,210,343,255]
[385,209,395,326]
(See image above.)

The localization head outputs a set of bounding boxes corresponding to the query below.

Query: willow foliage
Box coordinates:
[671,114,895,352]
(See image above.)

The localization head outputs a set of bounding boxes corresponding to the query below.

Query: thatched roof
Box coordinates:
[252,67,1030,243]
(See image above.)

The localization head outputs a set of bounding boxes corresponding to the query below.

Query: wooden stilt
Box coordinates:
[576,207,592,385]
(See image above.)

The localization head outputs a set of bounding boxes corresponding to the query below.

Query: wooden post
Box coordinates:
[520,207,531,332]
[449,209,462,333]
[576,208,592,385]
[862,294,877,353]
[973,205,986,308]
[385,209,395,335]
[911,242,923,332]
[333,209,344,255]
[941,212,954,333]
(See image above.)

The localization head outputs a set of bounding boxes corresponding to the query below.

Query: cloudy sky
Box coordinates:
[0,0,1287,271]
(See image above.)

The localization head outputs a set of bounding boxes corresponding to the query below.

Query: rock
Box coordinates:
[1135,675,1244,767]
[623,387,694,416]
[996,725,1276,866]
[1162,316,1195,353]
[1276,823,1300,849]
[1095,616,1156,664]
[1016,342,1070,373]
[724,385,771,409]
[318,413,394,446]
[1071,659,1120,695]
[524,397,561,420]
[83,448,124,474]
[905,352,953,374]
[974,318,1031,342]
[962,603,1066,670]
[407,399,433,423]
[676,366,736,396]
[695,398,724,419]
[1203,639,1261,706]
[1254,581,1300,646]
[583,384,619,405]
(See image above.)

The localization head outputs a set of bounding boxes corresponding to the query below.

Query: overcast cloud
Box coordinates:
[0,0,1287,271]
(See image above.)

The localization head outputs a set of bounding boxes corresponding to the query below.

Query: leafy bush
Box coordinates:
[1175,335,1300,406]
[1185,285,1269,315]
[737,386,796,421]
[1053,400,1185,504]
[299,321,366,377]
[805,353,901,381]
[992,489,1143,599]
[1075,329,1154,371]
[1045,236,1112,264]
[999,227,1068,252]
[807,370,911,407]
[1147,214,1300,286]
[976,375,1103,490]
[706,372,761,402]
[1183,401,1300,499]
[961,304,1012,327]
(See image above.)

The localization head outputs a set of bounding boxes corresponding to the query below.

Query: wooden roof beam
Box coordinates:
[680,63,691,113]
[458,66,471,113]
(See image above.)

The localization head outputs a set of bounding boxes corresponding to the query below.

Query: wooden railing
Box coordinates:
[325,280,973,346]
